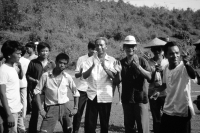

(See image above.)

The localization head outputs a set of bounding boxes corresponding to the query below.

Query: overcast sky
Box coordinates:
[124,0,200,11]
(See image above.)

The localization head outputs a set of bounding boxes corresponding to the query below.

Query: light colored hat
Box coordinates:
[193,39,200,46]
[144,37,167,48]
[123,35,138,45]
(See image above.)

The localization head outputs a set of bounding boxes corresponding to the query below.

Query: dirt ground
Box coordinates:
[24,70,200,133]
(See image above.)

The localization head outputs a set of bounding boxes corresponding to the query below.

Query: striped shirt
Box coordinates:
[75,54,89,92]
[83,53,117,103]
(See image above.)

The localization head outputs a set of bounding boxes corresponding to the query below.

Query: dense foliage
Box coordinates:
[0,0,200,67]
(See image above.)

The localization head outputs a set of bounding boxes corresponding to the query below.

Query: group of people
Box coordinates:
[0,35,200,133]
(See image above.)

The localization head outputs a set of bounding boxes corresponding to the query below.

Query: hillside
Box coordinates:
[0,0,200,67]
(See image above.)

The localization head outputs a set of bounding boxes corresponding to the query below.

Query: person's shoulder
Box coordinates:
[106,55,116,61]
[63,71,74,80]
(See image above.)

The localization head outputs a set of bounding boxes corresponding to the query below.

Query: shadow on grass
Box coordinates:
[52,123,125,133]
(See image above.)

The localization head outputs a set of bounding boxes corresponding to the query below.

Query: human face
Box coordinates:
[56,59,68,71]
[166,46,180,67]
[123,44,137,56]
[38,47,49,59]
[9,50,22,63]
[26,47,33,54]
[88,48,96,57]
[95,40,106,55]
[151,47,163,57]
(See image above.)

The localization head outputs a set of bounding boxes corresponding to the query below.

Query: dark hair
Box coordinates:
[21,46,27,56]
[95,37,108,45]
[164,41,179,56]
[56,53,69,63]
[1,40,22,59]
[25,42,36,51]
[88,41,95,50]
[37,42,51,53]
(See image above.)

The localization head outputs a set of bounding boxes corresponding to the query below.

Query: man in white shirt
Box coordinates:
[153,41,196,133]
[73,41,96,133]
[0,40,23,133]
[34,53,80,133]
[83,37,119,133]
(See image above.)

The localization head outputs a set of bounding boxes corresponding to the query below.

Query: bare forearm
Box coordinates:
[74,97,79,108]
[35,94,43,111]
[18,68,23,79]
[138,66,152,81]
[185,65,196,79]
[103,68,115,79]
[0,87,12,116]
[83,66,94,79]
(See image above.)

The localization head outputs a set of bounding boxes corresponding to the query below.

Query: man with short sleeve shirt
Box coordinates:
[120,35,152,133]
[73,41,96,133]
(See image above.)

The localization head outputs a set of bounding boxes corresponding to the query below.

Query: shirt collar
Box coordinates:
[93,53,109,61]
[48,69,68,78]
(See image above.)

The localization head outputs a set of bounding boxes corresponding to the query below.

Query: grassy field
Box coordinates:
[24,70,200,133]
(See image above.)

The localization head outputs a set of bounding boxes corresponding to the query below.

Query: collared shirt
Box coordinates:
[34,70,80,106]
[163,61,195,117]
[26,58,55,92]
[148,58,168,97]
[75,54,89,92]
[120,56,151,104]
[83,53,117,103]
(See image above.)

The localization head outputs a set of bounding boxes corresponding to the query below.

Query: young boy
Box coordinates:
[25,42,38,60]
[34,53,79,133]
[153,41,196,133]
[0,40,23,133]
[26,42,55,133]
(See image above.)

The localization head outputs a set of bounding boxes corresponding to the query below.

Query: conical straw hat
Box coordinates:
[144,38,167,48]
[193,39,200,46]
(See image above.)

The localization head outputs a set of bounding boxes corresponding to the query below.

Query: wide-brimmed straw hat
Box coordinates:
[144,37,167,48]
[123,35,138,45]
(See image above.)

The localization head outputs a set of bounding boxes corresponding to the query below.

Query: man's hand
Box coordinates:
[70,108,78,116]
[131,54,140,68]
[150,91,160,100]
[39,109,46,118]
[182,50,190,66]
[7,114,15,128]
[114,60,122,72]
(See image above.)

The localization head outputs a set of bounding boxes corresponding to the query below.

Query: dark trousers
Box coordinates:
[39,103,72,133]
[159,113,191,133]
[122,103,149,133]
[149,96,165,133]
[73,90,88,133]
[28,100,39,133]
[84,97,112,133]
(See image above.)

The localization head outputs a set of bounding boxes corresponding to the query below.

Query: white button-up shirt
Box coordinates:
[75,54,89,92]
[83,53,117,103]
[163,61,195,117]
[34,70,80,106]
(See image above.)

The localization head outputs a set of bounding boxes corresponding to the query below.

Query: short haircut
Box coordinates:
[164,41,179,56]
[56,53,69,63]
[37,42,51,53]
[95,37,108,45]
[1,40,22,59]
[88,41,95,49]
[25,42,36,51]
[21,46,27,56]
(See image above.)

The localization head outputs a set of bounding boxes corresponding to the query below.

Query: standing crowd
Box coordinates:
[0,35,200,133]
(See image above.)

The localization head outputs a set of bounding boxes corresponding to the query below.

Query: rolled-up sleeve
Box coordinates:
[68,77,80,97]
[34,74,46,95]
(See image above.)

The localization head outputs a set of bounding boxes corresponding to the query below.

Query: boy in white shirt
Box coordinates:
[0,40,23,133]
[34,53,80,133]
